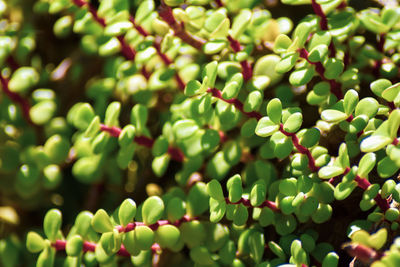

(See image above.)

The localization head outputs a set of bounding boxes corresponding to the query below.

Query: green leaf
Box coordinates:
[257,208,274,227]
[273,34,292,53]
[318,166,344,179]
[370,79,391,97]
[118,198,136,227]
[231,9,252,39]
[166,197,186,222]
[343,89,359,115]
[152,154,170,177]
[388,110,400,139]
[293,22,313,48]
[249,231,264,263]
[92,209,114,233]
[283,113,302,133]
[66,235,83,257]
[142,196,164,225]
[255,117,279,137]
[358,153,376,178]
[118,125,136,147]
[299,128,320,148]
[190,246,213,265]
[207,180,224,201]
[36,242,55,267]
[134,226,155,250]
[311,203,332,224]
[173,119,199,140]
[155,225,180,249]
[104,102,121,127]
[84,116,101,138]
[267,98,282,124]
[44,135,70,164]
[233,203,248,226]
[360,135,392,152]
[289,66,315,86]
[104,21,133,36]
[43,209,62,242]
[73,103,95,130]
[354,97,379,119]
[136,0,154,24]
[209,198,226,223]
[321,109,348,123]
[250,180,266,207]
[322,252,339,267]
[222,81,240,100]
[334,181,357,200]
[203,40,228,54]
[308,44,328,62]
[26,232,45,253]
[243,90,263,112]
[204,10,229,38]
[8,67,39,93]
[377,156,398,178]
[253,55,283,85]
[275,52,299,74]
[203,61,218,88]
[185,80,202,97]
[275,214,297,235]
[324,58,344,79]
[201,129,220,152]
[227,174,243,203]
[30,101,57,125]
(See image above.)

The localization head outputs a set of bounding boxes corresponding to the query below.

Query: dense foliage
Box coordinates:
[1,0,400,266]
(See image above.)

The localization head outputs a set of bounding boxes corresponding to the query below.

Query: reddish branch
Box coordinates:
[129,15,186,90]
[332,167,390,212]
[343,243,383,265]
[100,124,185,162]
[206,88,319,173]
[311,0,328,31]
[227,35,253,81]
[72,0,136,60]
[225,197,279,212]
[373,34,386,77]
[153,37,186,91]
[116,215,193,233]
[279,124,319,172]
[0,71,34,125]
[299,48,343,99]
[158,3,206,50]
[52,239,161,256]
[207,88,262,120]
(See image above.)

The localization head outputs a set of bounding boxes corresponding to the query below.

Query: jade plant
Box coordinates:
[1,0,400,266]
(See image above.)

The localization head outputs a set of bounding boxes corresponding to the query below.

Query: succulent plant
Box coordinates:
[0,0,400,266]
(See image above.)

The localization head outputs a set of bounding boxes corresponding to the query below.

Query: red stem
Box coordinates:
[6,56,19,71]
[158,3,206,50]
[206,88,319,172]
[99,124,185,162]
[299,48,343,99]
[72,0,136,60]
[354,175,389,212]
[152,37,186,91]
[116,215,193,233]
[225,197,279,212]
[311,0,328,30]
[52,240,160,256]
[343,243,382,264]
[206,88,262,120]
[0,71,34,125]
[373,34,386,77]
[215,0,224,7]
[227,35,253,81]
[279,124,319,172]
